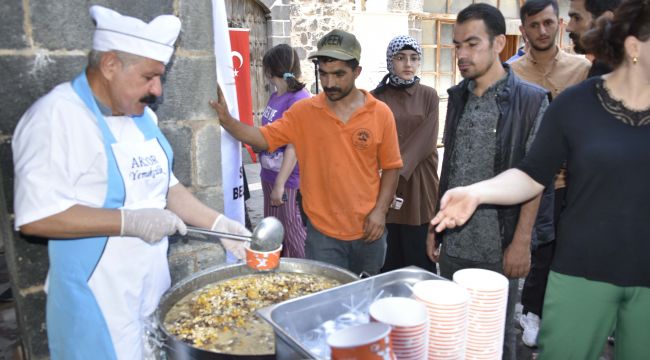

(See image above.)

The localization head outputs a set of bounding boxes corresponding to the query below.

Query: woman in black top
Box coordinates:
[430,0,650,358]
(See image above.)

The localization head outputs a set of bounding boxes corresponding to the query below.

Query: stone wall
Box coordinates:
[0,1,280,358]
[290,0,356,93]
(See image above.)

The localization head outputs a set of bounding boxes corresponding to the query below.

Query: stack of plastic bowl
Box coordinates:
[452,268,509,360]
[412,280,470,360]
[369,297,429,360]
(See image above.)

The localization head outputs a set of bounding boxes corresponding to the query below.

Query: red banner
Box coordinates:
[229,29,256,162]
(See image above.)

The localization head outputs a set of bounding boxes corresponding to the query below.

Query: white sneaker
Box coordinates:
[519,312,540,347]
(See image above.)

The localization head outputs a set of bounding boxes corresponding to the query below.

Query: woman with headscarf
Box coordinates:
[371,35,440,273]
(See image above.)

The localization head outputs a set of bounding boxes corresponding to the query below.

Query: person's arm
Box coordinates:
[431,168,544,233]
[209,85,269,151]
[19,206,121,238]
[166,183,219,227]
[166,183,250,259]
[503,195,539,277]
[270,144,298,206]
[20,204,186,244]
[363,168,400,242]
[502,96,550,277]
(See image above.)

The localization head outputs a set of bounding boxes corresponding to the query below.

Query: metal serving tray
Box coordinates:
[257,266,443,359]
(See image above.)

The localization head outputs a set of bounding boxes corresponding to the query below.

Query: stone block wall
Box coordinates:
[290,0,356,93]
[0,0,278,358]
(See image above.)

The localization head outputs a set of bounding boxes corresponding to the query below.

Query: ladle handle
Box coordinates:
[186,226,252,242]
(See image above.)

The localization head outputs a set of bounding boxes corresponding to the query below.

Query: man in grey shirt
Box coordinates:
[427,4,550,359]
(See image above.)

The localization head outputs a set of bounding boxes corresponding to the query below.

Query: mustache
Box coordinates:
[139,94,158,105]
[323,87,341,93]
[457,60,473,67]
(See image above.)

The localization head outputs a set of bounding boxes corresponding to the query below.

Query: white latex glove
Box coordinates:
[121,208,187,244]
[211,214,251,260]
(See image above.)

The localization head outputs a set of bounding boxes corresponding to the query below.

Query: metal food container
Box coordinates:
[154,258,358,360]
[257,266,443,359]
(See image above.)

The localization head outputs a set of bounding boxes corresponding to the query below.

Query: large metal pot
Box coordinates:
[154,258,358,359]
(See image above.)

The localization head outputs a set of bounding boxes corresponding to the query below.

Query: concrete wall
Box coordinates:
[0,0,282,358]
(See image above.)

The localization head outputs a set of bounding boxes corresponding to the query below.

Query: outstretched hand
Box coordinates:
[430,186,480,233]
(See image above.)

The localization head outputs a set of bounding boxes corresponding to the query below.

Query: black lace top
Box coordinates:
[595,79,650,126]
[517,77,650,287]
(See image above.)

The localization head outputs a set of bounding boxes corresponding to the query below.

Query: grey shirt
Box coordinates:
[445,76,506,263]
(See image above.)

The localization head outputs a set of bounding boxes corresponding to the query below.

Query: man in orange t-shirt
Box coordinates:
[211,29,402,275]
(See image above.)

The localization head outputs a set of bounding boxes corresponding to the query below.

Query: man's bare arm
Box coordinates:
[209,85,269,151]
[19,205,121,239]
[166,184,220,228]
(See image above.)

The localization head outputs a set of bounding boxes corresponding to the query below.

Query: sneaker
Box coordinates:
[519,312,540,347]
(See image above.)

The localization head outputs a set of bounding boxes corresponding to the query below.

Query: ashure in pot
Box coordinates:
[154,258,357,360]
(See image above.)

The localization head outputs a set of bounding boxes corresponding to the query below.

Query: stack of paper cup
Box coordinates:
[369,297,428,360]
[452,268,509,360]
[412,280,469,360]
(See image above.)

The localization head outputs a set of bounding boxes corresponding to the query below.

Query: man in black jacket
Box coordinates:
[426,4,550,359]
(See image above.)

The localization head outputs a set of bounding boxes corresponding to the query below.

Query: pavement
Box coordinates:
[0,161,613,359]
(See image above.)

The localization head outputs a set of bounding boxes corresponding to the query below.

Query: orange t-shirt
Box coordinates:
[259,90,403,240]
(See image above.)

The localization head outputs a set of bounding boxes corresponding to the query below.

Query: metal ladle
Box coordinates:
[186,216,284,252]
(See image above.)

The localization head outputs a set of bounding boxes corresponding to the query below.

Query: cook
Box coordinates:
[12,6,249,360]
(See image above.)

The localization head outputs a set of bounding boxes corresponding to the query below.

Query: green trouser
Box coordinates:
[538,271,650,360]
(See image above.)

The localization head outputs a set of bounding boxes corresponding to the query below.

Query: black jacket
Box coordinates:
[439,64,552,250]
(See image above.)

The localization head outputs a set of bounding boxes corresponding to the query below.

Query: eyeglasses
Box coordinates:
[392,54,421,63]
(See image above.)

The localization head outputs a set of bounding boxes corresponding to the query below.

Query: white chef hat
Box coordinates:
[90,5,181,64]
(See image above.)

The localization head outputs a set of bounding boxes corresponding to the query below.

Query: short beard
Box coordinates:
[569,32,585,54]
[462,55,496,81]
[323,86,353,102]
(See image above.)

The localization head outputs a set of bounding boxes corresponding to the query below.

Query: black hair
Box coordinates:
[582,0,650,67]
[262,44,306,92]
[457,3,506,42]
[317,56,359,70]
[520,0,559,22]
[583,0,622,18]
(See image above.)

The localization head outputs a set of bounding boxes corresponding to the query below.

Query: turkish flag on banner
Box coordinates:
[229,29,257,162]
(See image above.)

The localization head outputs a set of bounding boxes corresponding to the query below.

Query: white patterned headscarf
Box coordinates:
[374,35,422,93]
[386,35,422,86]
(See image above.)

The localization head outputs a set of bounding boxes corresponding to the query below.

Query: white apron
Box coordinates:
[46,71,174,360]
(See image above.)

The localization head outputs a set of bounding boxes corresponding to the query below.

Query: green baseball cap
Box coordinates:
[308,29,361,62]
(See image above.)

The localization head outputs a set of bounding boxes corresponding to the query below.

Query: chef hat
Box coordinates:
[90,5,181,64]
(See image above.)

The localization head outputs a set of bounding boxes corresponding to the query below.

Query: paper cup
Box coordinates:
[369,297,428,328]
[328,323,395,360]
[245,244,282,271]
